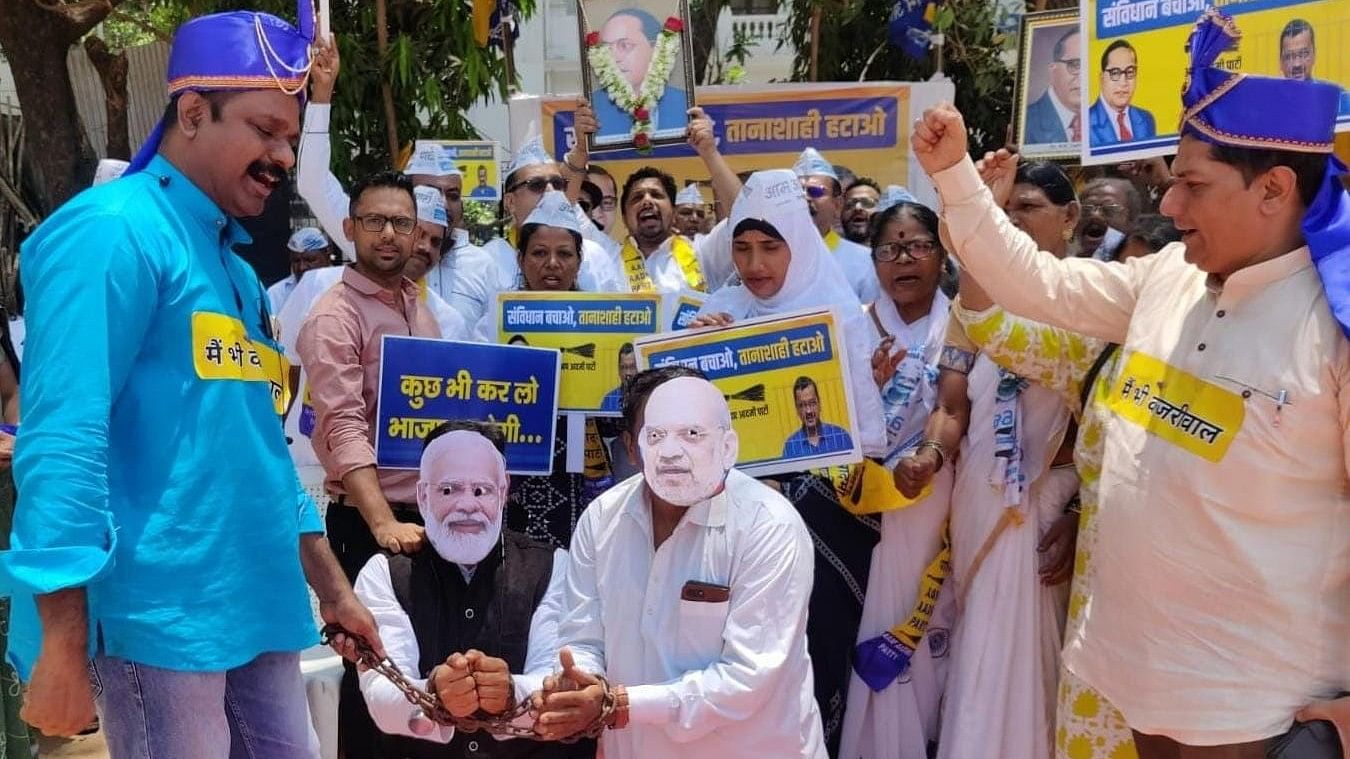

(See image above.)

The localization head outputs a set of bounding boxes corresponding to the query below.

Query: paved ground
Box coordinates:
[39,731,109,758]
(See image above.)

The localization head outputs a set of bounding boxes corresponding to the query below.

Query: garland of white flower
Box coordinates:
[586,17,684,153]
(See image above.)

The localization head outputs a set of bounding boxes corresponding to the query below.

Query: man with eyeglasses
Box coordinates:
[1277,20,1350,113]
[842,178,882,244]
[299,37,501,327]
[586,166,619,232]
[1074,177,1143,261]
[296,171,444,758]
[1024,27,1082,145]
[353,420,589,759]
[794,147,882,301]
[1089,39,1156,146]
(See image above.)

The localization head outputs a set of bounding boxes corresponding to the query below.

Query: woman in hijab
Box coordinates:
[895,159,1082,759]
[693,169,887,756]
[478,191,614,551]
[839,198,956,759]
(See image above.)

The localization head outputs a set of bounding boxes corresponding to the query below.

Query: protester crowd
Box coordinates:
[0,3,1346,759]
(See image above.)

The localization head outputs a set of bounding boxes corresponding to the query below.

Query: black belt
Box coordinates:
[332,494,419,513]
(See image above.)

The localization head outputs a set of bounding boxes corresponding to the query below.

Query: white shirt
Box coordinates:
[482,235,623,293]
[557,471,828,759]
[267,275,298,315]
[827,233,883,303]
[934,156,1350,743]
[573,206,736,295]
[426,230,502,328]
[297,104,355,261]
[353,549,570,745]
[1099,95,1136,141]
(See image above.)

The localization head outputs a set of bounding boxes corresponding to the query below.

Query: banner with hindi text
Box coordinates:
[375,336,561,475]
[633,307,863,477]
[1081,0,1347,165]
[494,292,664,416]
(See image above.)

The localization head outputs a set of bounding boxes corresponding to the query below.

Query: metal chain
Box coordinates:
[320,624,611,742]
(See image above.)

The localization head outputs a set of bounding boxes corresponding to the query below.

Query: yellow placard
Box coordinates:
[1106,350,1245,462]
[494,292,663,415]
[634,307,862,477]
[425,140,500,201]
[1083,0,1348,164]
[191,311,292,415]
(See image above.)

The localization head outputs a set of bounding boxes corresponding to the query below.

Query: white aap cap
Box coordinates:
[877,184,918,213]
[287,226,329,253]
[93,159,130,187]
[506,125,553,177]
[792,147,838,181]
[522,190,583,234]
[414,185,449,227]
[404,141,462,177]
[675,183,704,206]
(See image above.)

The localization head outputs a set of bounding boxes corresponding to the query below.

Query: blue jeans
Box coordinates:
[91,651,320,759]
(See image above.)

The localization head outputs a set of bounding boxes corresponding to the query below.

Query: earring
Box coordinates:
[1063,228,1074,242]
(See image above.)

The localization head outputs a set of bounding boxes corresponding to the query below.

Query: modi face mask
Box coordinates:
[416,430,509,564]
[638,377,739,507]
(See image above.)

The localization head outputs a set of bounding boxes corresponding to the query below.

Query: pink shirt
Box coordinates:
[296,266,441,504]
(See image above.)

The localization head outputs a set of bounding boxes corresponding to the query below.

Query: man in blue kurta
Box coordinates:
[0,4,383,756]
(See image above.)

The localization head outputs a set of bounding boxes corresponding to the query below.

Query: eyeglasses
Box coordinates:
[1103,65,1138,82]
[433,480,501,501]
[845,197,878,210]
[508,176,567,194]
[804,185,837,200]
[356,213,417,235]
[1055,58,1082,75]
[1081,202,1125,218]
[873,239,939,262]
[1281,48,1312,64]
[600,196,617,211]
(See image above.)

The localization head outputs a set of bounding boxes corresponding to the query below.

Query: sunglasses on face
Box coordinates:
[873,239,939,262]
[804,185,838,200]
[355,213,417,235]
[509,176,567,194]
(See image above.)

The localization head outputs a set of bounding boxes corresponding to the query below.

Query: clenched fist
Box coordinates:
[894,448,940,498]
[911,103,970,177]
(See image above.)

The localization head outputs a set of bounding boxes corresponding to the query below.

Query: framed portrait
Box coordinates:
[1013,8,1082,161]
[576,0,697,154]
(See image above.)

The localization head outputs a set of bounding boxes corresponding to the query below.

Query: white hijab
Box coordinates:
[700,170,887,455]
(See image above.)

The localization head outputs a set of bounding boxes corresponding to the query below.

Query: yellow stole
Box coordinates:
[620,236,706,293]
[824,229,843,252]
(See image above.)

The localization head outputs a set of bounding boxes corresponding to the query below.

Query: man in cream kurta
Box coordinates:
[911,10,1349,754]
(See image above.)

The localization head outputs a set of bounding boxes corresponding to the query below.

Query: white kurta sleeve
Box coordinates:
[933,157,1156,344]
[353,554,456,745]
[510,549,572,711]
[297,103,356,261]
[624,509,814,742]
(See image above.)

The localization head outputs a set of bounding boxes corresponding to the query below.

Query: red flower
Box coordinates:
[663,16,684,33]
[633,106,650,121]
[585,31,600,47]
[634,132,652,148]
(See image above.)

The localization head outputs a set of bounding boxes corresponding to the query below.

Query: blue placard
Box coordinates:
[375,336,561,475]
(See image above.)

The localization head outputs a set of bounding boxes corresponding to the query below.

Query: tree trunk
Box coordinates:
[83,35,131,160]
[374,0,401,162]
[0,0,125,214]
[808,5,821,81]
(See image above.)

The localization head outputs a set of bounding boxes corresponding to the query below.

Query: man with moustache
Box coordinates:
[0,2,381,752]
[300,37,500,323]
[841,178,882,245]
[297,171,444,757]
[914,9,1350,755]
[269,226,334,313]
[672,183,707,239]
[794,147,882,301]
[1277,19,1350,113]
[589,8,689,140]
[1075,176,1143,261]
[354,421,588,759]
[530,369,827,758]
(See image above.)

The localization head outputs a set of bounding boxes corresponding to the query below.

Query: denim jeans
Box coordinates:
[91,650,321,759]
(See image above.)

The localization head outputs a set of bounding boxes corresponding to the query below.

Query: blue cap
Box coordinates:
[1180,9,1339,155]
[128,2,314,173]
